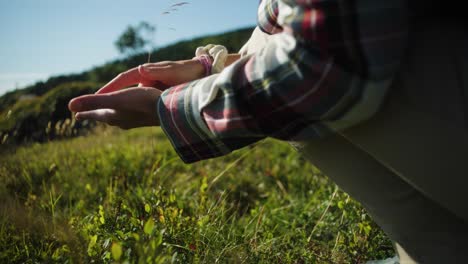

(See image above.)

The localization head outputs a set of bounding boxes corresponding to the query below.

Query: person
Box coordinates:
[69,1,468,262]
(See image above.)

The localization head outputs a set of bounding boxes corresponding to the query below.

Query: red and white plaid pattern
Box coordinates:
[158,0,409,163]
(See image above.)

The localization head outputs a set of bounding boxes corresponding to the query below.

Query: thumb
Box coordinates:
[68,94,119,112]
[75,109,116,123]
[69,87,162,113]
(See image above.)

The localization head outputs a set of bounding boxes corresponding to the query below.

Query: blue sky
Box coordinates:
[0,0,258,96]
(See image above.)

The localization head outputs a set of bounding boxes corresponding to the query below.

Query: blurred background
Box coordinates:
[0,0,258,144]
[0,0,258,95]
[0,1,395,262]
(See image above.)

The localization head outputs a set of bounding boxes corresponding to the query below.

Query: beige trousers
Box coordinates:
[295,22,468,263]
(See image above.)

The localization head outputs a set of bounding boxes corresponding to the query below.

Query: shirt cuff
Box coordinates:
[157,77,231,163]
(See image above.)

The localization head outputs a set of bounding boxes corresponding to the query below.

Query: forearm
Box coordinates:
[167,59,206,84]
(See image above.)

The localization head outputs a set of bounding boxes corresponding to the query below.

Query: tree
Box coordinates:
[115,22,156,55]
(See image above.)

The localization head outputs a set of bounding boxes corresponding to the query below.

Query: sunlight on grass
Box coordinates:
[0,126,393,263]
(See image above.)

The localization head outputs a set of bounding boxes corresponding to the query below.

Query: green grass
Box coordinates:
[0,127,393,263]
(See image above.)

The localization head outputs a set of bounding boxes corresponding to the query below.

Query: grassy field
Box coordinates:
[0,127,393,263]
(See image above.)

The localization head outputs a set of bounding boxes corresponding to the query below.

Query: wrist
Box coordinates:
[192,59,208,79]
[192,55,213,77]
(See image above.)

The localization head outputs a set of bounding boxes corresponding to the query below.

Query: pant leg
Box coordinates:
[296,135,468,263]
[342,21,468,222]
[293,21,468,262]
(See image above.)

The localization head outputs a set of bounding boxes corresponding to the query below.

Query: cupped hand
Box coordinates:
[96,60,204,94]
[68,87,161,130]
[68,59,205,129]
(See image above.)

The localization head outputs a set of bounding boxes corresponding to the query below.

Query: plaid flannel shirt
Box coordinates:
[157,0,409,163]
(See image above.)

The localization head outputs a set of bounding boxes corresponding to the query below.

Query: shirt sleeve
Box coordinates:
[157,0,409,163]
[257,0,283,35]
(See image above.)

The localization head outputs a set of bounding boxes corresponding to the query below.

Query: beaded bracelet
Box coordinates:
[193,55,213,77]
[195,44,228,75]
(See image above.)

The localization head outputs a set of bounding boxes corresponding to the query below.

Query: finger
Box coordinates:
[140,63,180,85]
[137,80,156,88]
[69,87,162,113]
[75,109,116,124]
[69,93,120,112]
[153,81,170,91]
[138,63,161,79]
[76,109,158,129]
[137,64,167,87]
[138,78,157,87]
[95,67,141,94]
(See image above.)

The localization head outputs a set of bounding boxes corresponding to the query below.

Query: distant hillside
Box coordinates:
[0,27,254,145]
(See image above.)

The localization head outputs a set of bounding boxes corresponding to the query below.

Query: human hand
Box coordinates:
[96,60,205,94]
[68,87,161,130]
[68,59,205,129]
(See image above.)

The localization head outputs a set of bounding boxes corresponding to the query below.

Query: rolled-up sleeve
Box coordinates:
[157,0,409,163]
